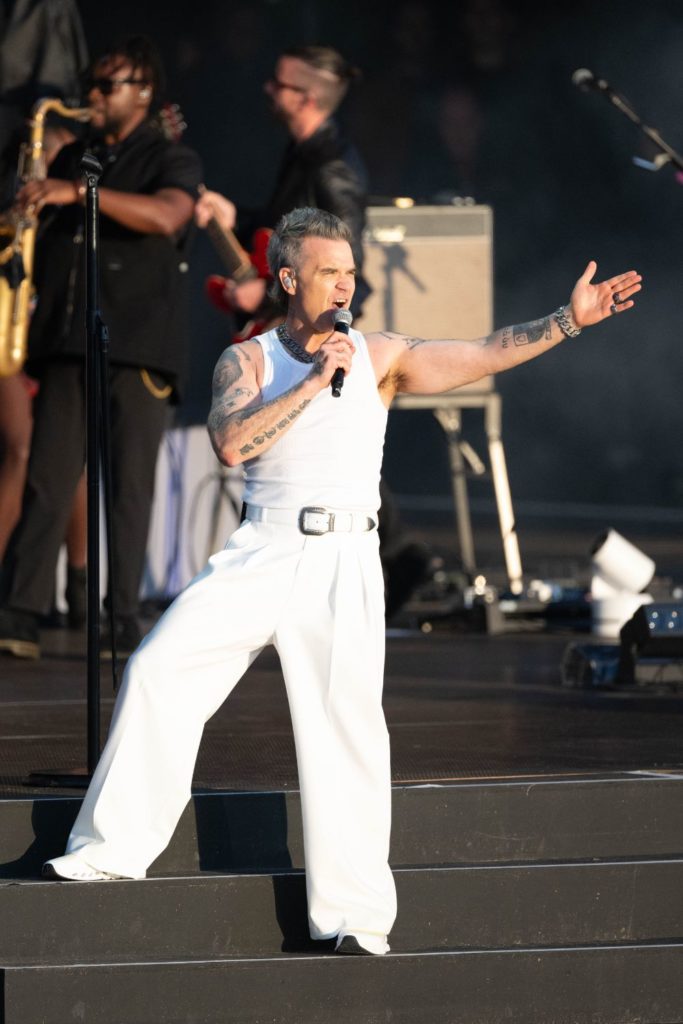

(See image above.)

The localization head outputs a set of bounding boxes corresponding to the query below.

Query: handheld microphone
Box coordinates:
[331,308,353,398]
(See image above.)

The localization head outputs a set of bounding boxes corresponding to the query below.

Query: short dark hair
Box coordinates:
[94,35,165,105]
[281,45,360,114]
[267,207,352,309]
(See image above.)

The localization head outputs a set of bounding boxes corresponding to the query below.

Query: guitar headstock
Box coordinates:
[153,103,187,143]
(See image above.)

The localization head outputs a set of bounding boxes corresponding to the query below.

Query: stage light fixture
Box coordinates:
[590,528,655,592]
[616,602,683,686]
[620,603,683,659]
[589,529,655,638]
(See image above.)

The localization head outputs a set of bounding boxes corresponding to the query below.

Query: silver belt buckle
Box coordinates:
[298,506,334,535]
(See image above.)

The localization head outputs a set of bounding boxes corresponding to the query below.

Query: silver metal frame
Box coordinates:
[393,390,523,594]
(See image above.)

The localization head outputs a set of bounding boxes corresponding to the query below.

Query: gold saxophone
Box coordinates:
[0,97,91,377]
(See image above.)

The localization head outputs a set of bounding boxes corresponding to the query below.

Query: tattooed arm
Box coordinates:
[369,261,642,398]
[371,315,565,397]
[208,330,354,466]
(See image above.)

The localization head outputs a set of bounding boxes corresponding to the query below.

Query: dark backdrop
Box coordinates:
[76,0,683,516]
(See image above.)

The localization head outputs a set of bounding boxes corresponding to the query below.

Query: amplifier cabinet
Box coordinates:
[361,205,493,392]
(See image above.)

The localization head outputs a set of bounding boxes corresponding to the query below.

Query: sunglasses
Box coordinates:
[268,76,307,94]
[86,77,149,96]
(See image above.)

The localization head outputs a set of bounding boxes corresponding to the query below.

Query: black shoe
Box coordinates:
[0,607,40,659]
[65,566,87,629]
[100,615,142,660]
[335,935,375,956]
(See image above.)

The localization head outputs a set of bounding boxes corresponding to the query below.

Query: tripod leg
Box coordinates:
[486,394,523,595]
[434,407,477,577]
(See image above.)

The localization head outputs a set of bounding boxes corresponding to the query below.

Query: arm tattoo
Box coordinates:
[211,347,244,396]
[208,395,253,443]
[218,387,256,413]
[238,396,311,456]
[208,348,255,441]
[209,346,313,458]
[501,326,512,349]
[377,331,427,349]
[512,317,553,347]
[404,335,428,351]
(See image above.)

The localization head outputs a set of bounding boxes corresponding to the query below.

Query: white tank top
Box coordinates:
[242,326,387,513]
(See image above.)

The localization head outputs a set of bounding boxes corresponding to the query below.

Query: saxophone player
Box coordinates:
[0,34,202,660]
[0,117,81,571]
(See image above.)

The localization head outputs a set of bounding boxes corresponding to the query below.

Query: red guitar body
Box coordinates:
[204,227,272,322]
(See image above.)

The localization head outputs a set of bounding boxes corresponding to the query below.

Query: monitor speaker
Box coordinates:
[362,205,493,392]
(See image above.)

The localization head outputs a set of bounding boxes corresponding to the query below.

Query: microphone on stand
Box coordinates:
[571,67,651,139]
[331,308,353,398]
[572,66,683,177]
[572,68,612,94]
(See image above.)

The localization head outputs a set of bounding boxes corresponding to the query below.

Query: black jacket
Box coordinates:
[263,119,371,314]
[27,121,202,393]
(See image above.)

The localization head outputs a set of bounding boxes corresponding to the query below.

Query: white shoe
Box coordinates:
[42,853,123,881]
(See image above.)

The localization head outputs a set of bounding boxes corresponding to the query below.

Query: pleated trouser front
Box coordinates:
[65,518,397,949]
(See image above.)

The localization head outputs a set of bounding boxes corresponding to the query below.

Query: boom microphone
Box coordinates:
[572,68,611,94]
[331,308,353,398]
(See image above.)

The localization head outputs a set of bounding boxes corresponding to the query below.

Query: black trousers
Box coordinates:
[2,360,170,619]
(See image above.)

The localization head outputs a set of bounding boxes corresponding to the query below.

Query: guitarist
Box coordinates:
[195,44,370,327]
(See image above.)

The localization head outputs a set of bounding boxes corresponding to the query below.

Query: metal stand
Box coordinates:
[394,390,524,595]
[83,150,120,770]
[581,75,683,175]
[27,151,117,788]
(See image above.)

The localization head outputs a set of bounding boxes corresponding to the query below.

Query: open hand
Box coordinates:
[570,261,642,327]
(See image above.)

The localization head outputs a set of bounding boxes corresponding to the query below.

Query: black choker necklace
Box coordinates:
[276,323,316,364]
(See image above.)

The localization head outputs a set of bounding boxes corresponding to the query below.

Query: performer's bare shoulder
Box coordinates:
[208,339,264,443]
[365,329,429,406]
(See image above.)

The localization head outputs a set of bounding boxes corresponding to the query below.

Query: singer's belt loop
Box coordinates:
[245,504,377,535]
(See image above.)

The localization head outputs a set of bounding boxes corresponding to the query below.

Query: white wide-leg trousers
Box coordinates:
[65,519,397,950]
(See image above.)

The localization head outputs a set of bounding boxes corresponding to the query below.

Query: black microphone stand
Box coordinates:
[584,78,683,174]
[83,150,120,775]
[27,151,119,788]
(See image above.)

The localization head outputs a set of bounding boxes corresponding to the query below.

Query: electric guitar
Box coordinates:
[203,220,272,310]
[153,103,187,144]
[201,205,279,342]
[152,113,277,341]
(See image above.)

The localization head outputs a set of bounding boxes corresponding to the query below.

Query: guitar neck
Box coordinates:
[205,218,257,282]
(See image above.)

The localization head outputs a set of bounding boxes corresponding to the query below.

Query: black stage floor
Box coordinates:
[1,515,682,798]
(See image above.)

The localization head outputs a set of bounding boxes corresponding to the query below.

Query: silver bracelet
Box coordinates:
[554,305,582,338]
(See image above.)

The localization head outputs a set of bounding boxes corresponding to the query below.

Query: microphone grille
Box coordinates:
[334,308,353,328]
[572,67,594,90]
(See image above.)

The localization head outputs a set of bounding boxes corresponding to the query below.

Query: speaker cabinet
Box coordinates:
[361,205,493,392]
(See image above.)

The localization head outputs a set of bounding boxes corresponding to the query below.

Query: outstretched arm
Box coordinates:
[375,261,642,397]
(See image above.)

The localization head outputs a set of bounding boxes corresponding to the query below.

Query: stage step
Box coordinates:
[2,943,683,1024]
[2,772,683,878]
[2,775,682,1022]
[1,858,682,966]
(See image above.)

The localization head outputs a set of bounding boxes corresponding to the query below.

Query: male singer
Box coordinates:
[44,207,641,957]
